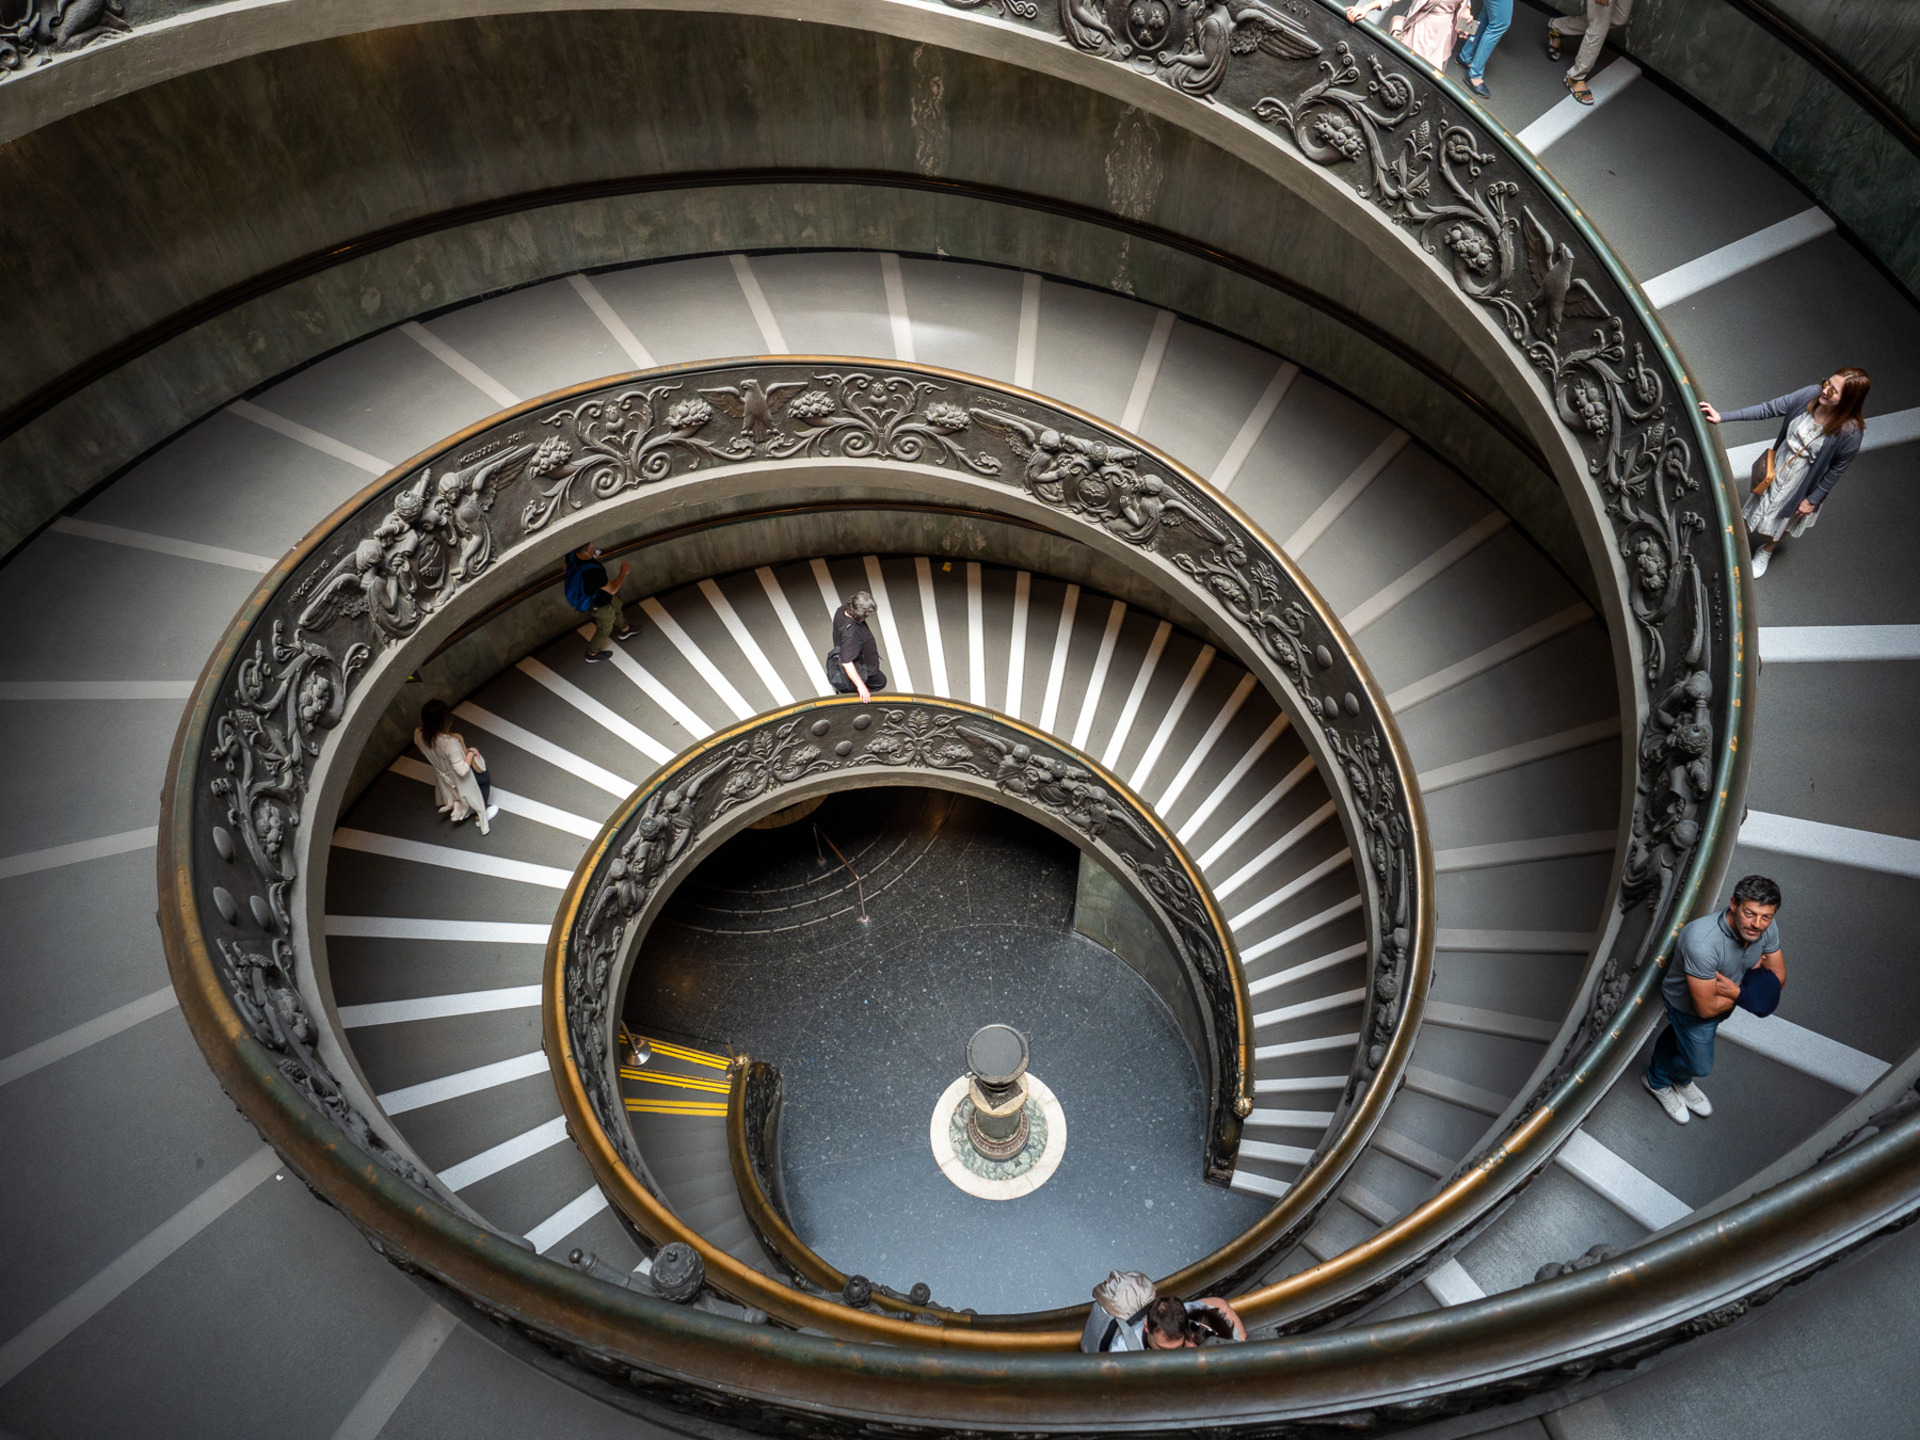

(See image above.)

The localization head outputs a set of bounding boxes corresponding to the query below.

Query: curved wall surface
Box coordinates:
[1537,0,1920,296]
[0,7,1582,577]
[34,0,1920,1436]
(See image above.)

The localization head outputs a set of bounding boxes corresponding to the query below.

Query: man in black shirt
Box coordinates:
[826,590,887,701]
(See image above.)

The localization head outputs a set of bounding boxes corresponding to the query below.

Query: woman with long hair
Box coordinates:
[1700,368,1870,578]
[414,698,493,835]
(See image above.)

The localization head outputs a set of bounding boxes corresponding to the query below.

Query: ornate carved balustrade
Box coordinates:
[135,0,1876,1424]
[162,355,1430,1351]
[549,699,1261,1330]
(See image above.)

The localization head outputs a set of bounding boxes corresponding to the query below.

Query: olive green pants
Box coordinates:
[587,596,629,654]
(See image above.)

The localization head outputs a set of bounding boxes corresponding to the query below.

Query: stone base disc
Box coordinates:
[930,1073,1067,1201]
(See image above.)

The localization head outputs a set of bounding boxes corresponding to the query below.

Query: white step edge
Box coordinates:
[1515,58,1640,152]
[338,985,544,1030]
[1716,1007,1890,1096]
[1642,208,1834,310]
[1759,624,1920,663]
[1556,1128,1690,1230]
[1740,809,1920,881]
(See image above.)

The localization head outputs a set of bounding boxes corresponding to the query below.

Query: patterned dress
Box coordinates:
[1743,409,1826,541]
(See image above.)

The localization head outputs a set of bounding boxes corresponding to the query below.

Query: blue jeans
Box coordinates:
[1458,0,1514,80]
[1647,1004,1721,1090]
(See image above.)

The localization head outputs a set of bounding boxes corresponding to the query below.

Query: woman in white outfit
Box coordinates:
[1699,367,1870,578]
[415,699,493,835]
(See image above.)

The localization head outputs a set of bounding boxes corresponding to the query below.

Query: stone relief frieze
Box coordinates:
[208,621,363,937]
[219,935,433,1192]
[0,0,126,72]
[1058,0,1322,99]
[187,360,1422,1223]
[298,443,536,645]
[933,0,1734,1085]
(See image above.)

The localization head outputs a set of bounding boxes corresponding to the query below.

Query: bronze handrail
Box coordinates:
[155,911,1920,1433]
[1211,0,1762,1327]
[164,354,1430,1349]
[543,697,1300,1342]
[147,0,1778,1416]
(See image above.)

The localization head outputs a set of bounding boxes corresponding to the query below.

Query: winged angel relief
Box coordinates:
[295,441,538,645]
[986,0,1324,97]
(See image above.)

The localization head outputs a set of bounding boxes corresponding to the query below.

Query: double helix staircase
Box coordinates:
[299,249,1616,1295]
[4,1,1920,1435]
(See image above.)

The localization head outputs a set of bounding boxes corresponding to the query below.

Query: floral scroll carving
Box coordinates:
[186,357,1423,1218]
[221,936,432,1191]
[208,623,363,938]
[0,0,127,73]
[520,373,1002,533]
[939,0,1734,1075]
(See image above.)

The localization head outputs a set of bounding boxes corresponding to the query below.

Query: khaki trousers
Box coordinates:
[1550,0,1633,82]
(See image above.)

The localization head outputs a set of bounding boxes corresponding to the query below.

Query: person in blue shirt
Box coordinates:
[1644,875,1787,1125]
[564,541,635,663]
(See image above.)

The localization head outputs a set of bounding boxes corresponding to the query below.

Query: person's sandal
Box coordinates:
[1565,75,1594,105]
[1546,29,1563,61]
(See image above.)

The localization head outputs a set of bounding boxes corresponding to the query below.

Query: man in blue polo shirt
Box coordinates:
[1644,874,1787,1125]
[563,540,635,663]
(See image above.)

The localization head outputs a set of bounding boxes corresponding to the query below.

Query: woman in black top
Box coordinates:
[827,590,887,701]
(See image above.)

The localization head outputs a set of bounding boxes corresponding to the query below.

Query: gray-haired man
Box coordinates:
[826,590,888,702]
[1080,1270,1156,1353]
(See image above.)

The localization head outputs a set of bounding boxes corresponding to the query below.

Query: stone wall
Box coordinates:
[1538,0,1920,297]
[0,8,1582,589]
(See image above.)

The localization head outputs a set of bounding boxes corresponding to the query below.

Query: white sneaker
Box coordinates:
[1750,548,1771,578]
[1643,1073,1690,1124]
[1674,1080,1712,1117]
[485,804,500,820]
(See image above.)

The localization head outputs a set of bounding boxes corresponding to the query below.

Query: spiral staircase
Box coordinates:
[3,1,1920,1437]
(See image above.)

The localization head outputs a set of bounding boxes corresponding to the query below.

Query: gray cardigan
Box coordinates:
[1723,384,1864,511]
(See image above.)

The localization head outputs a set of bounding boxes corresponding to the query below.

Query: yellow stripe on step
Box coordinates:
[624,1099,729,1116]
[643,1038,732,1070]
[619,1070,730,1093]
